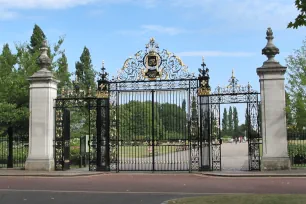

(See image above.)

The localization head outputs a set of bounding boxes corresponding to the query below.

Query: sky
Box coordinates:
[0,0,305,124]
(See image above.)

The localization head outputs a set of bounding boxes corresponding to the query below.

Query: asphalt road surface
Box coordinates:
[1,174,306,204]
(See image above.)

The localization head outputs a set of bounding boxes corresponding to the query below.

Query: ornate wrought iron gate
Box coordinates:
[108,38,199,172]
[198,64,262,171]
[109,80,199,172]
[54,38,261,172]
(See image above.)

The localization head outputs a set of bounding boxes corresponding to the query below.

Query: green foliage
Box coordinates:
[182,99,186,111]
[288,143,306,157]
[228,106,233,137]
[233,107,239,137]
[286,91,295,129]
[221,108,228,136]
[55,53,71,90]
[286,39,306,131]
[0,24,66,132]
[28,24,46,54]
[75,47,96,93]
[288,0,306,29]
[117,101,187,141]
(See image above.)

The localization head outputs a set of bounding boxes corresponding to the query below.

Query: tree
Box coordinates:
[182,99,186,112]
[233,107,239,138]
[286,91,294,129]
[286,38,306,130]
[56,53,71,90]
[75,47,96,93]
[0,44,16,75]
[0,44,29,132]
[221,108,228,136]
[0,24,65,133]
[28,24,46,54]
[288,0,306,29]
[228,106,233,137]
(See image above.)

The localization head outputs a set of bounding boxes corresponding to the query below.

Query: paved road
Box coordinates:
[1,174,306,204]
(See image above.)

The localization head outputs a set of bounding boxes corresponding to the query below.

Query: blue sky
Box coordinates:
[0,0,305,124]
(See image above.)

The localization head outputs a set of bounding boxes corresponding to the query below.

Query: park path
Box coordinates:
[114,142,249,171]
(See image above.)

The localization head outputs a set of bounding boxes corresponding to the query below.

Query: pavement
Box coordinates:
[1,173,306,204]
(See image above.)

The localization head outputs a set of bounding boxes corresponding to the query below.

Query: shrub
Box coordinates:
[288,143,306,158]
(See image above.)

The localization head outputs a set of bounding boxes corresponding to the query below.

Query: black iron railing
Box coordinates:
[0,128,28,169]
[287,131,306,167]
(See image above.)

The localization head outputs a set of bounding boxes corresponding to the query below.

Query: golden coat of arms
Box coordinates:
[142,39,162,80]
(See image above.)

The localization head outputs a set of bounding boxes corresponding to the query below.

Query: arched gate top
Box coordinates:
[114,38,195,81]
[212,69,259,95]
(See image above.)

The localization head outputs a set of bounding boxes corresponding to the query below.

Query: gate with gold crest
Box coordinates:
[54,38,261,172]
[108,38,200,172]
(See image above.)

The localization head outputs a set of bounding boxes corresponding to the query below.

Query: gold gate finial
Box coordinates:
[232,69,235,78]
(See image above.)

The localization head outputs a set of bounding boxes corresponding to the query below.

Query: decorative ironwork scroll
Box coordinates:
[212,69,257,95]
[97,61,109,99]
[115,38,195,81]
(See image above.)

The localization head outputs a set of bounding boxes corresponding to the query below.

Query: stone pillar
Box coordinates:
[257,28,290,170]
[25,41,58,171]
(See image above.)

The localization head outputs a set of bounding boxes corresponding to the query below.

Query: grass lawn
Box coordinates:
[119,145,180,158]
[167,194,306,204]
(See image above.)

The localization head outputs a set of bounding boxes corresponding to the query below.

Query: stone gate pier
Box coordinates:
[257,28,290,170]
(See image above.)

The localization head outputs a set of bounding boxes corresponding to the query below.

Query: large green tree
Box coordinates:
[228,106,233,137]
[286,39,306,130]
[233,107,239,137]
[56,53,71,90]
[286,91,294,129]
[221,108,228,136]
[0,44,28,132]
[0,24,65,133]
[27,24,47,55]
[75,47,96,93]
[288,0,306,29]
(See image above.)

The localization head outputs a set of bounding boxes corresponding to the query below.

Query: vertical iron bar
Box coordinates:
[7,127,13,168]
[188,81,192,173]
[152,90,155,172]
[116,90,120,172]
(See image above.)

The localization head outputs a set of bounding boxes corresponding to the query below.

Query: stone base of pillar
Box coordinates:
[25,159,54,171]
[261,157,291,171]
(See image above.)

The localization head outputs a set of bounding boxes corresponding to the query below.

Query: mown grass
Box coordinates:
[167,194,306,204]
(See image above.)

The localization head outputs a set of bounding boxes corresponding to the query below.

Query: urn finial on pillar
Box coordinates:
[261,27,280,64]
[37,40,51,70]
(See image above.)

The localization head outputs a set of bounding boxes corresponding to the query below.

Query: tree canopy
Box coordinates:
[286,38,306,130]
[288,0,306,29]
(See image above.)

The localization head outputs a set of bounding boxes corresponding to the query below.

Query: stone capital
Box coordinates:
[28,68,59,84]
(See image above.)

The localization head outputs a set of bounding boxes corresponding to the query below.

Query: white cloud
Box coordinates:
[118,24,188,36]
[170,0,297,30]
[141,25,187,35]
[0,0,97,9]
[0,9,19,20]
[176,51,255,57]
[0,0,298,31]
